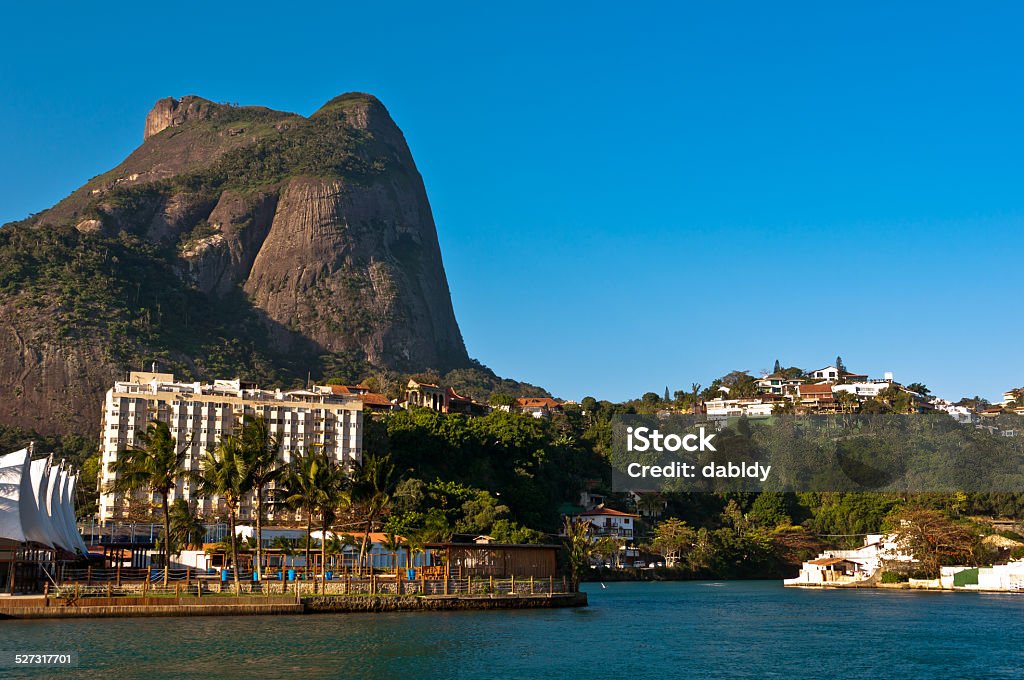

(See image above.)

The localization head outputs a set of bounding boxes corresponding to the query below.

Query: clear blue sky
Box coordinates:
[1,2,1021,403]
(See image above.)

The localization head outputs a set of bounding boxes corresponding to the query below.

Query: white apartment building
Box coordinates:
[98,372,363,522]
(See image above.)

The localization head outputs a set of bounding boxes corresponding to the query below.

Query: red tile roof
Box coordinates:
[808,557,852,566]
[359,393,393,407]
[579,508,638,517]
[516,397,562,409]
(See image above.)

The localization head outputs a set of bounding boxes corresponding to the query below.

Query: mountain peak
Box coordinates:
[143,95,224,140]
[1,91,472,435]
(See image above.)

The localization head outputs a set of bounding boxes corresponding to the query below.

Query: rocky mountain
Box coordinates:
[0,92,537,435]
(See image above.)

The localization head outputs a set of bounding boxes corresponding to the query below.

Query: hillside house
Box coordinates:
[516,397,563,418]
[755,373,804,395]
[574,507,639,540]
[809,365,868,383]
[798,383,837,412]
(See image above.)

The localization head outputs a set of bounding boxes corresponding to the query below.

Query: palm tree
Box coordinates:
[314,464,349,591]
[636,492,665,519]
[239,416,284,580]
[351,454,394,574]
[380,532,404,573]
[563,516,596,591]
[279,449,349,588]
[191,436,249,593]
[108,421,188,586]
[277,451,321,580]
[168,498,206,554]
[324,533,358,572]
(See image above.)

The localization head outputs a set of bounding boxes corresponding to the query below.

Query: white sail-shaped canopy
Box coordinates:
[63,473,88,555]
[0,448,30,543]
[1,449,90,554]
[18,454,52,546]
[28,458,62,548]
[55,468,76,552]
[46,465,74,552]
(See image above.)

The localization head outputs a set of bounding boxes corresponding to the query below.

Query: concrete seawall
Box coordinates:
[0,592,588,620]
[304,592,588,613]
[0,602,304,619]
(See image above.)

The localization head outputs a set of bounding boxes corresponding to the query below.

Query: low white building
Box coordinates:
[832,381,893,399]
[785,533,916,586]
[704,397,776,418]
[942,561,1024,592]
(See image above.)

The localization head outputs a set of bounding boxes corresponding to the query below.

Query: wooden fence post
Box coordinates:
[531,576,535,595]
[511,575,515,595]
[549,575,553,595]
[116,560,121,586]
[87,566,92,586]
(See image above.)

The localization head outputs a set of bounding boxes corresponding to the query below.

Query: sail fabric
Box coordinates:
[46,466,74,552]
[55,469,76,552]
[18,454,52,546]
[65,474,89,554]
[28,458,61,548]
[0,448,29,543]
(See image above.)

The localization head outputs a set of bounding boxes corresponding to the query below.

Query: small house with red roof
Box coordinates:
[574,507,639,540]
[516,397,564,418]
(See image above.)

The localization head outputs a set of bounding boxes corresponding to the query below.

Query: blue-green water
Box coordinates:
[3,581,1023,678]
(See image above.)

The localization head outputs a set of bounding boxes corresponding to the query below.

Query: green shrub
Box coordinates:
[880,571,905,584]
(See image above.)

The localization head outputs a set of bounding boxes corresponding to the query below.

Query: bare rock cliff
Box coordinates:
[0,92,472,434]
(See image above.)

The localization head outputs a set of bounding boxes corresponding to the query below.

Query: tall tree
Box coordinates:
[905,383,931,396]
[835,355,846,375]
[773,359,782,374]
[351,454,395,574]
[278,450,323,578]
[563,516,595,590]
[312,457,349,591]
[651,518,695,568]
[239,416,284,580]
[664,386,670,402]
[108,421,188,586]
[191,436,249,593]
[891,508,979,578]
